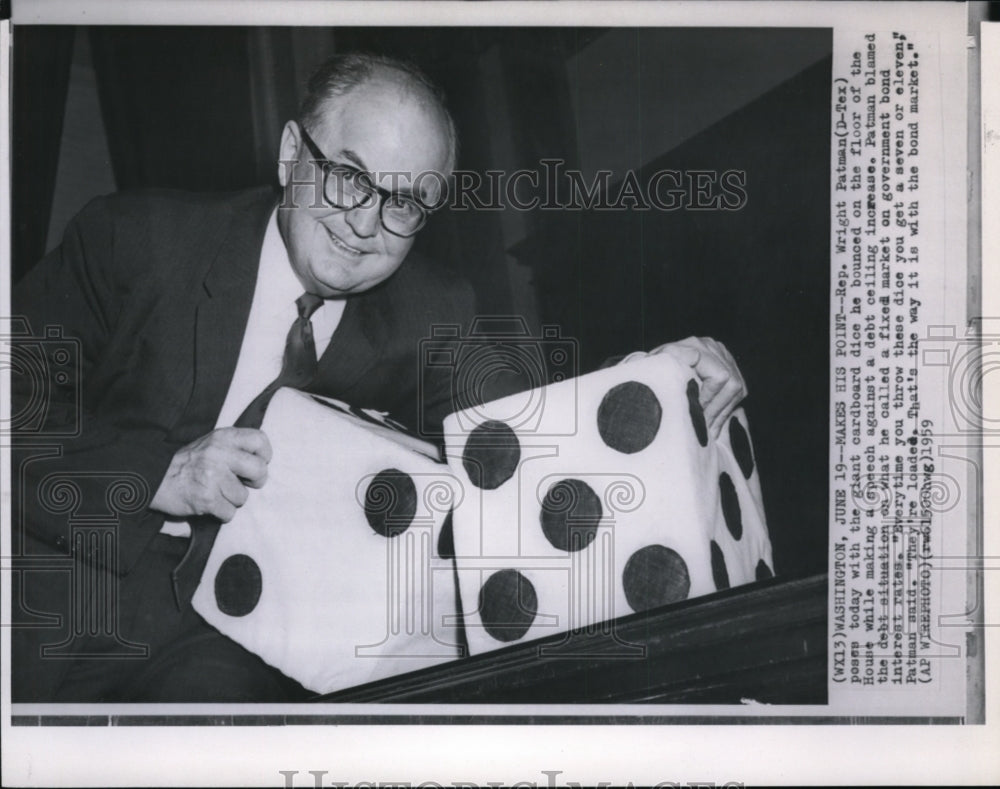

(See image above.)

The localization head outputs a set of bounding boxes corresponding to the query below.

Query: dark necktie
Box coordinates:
[171,293,325,609]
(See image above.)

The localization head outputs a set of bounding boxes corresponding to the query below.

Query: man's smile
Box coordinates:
[324,226,367,256]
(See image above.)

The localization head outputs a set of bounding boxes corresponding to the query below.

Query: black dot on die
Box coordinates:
[710,540,730,591]
[437,510,455,560]
[214,554,262,617]
[622,545,691,613]
[462,420,521,490]
[729,417,755,478]
[540,478,602,552]
[478,569,537,643]
[364,469,417,537]
[756,560,774,581]
[686,379,708,447]
[719,472,743,541]
[597,381,662,454]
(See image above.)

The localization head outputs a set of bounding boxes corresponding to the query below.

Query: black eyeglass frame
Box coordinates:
[297,124,435,238]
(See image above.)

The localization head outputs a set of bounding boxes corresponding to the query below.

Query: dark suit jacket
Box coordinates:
[12,186,477,577]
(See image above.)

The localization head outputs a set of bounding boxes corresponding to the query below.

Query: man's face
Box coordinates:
[277,78,451,298]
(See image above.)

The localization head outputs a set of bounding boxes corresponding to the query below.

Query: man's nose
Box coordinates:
[344,198,381,238]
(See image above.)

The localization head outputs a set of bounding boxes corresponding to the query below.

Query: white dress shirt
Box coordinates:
[161,208,345,537]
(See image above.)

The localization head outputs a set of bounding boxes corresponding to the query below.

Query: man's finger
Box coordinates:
[707,339,744,388]
[229,450,269,487]
[649,340,701,368]
[218,426,272,459]
[212,499,238,524]
[703,365,747,436]
[619,351,648,365]
[218,473,250,509]
[705,379,745,439]
[690,348,730,408]
[633,338,747,437]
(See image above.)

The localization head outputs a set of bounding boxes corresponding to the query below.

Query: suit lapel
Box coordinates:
[174,186,397,436]
[172,188,277,441]
[311,282,391,398]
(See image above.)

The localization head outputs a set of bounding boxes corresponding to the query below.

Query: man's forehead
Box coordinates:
[313,77,445,141]
[310,86,450,200]
[311,77,451,166]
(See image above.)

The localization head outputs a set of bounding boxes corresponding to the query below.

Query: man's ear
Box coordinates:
[277,120,301,187]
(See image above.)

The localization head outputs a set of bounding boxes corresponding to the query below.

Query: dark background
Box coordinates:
[12,26,831,578]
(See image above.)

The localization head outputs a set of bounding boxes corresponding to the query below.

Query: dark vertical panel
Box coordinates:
[499,29,585,328]
[12,26,75,283]
[641,58,832,576]
[89,27,257,191]
[247,27,298,186]
[563,56,832,576]
[507,32,832,577]
[46,28,118,256]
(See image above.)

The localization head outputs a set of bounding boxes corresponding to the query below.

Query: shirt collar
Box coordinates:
[259,207,312,311]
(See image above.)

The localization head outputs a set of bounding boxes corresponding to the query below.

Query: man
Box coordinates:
[149,57,460,528]
[11,53,744,702]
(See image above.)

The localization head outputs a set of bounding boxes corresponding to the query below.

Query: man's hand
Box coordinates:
[150,427,272,522]
[623,336,747,441]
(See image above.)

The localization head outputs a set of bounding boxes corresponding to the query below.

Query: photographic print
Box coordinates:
[1,1,991,786]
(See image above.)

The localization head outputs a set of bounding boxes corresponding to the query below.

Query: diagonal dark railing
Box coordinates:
[318,574,827,705]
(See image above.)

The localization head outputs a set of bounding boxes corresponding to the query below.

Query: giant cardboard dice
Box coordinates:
[442,353,774,655]
[192,388,463,695]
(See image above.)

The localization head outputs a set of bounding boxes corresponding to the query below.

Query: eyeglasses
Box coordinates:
[298,125,432,238]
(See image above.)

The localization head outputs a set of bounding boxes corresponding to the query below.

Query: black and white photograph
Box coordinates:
[8,21,831,705]
[1,0,993,786]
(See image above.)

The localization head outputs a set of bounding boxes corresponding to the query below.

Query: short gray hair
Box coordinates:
[299,52,458,172]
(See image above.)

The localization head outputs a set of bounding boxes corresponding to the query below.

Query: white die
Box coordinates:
[443,352,773,656]
[192,388,462,694]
